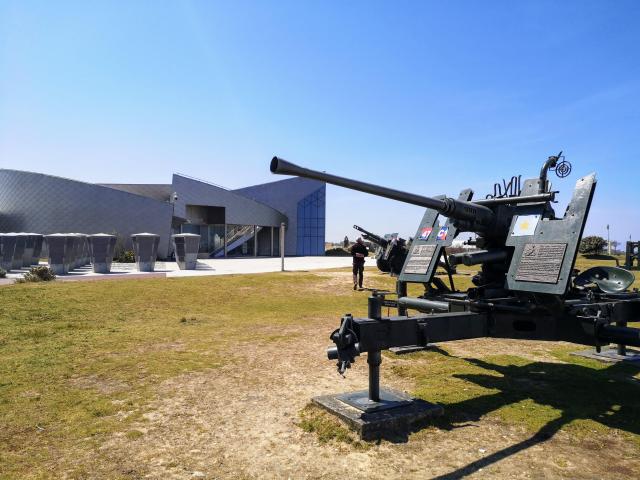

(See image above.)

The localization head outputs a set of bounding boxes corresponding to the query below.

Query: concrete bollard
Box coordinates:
[69,234,81,270]
[44,234,70,275]
[32,234,44,265]
[131,233,160,272]
[64,235,76,272]
[21,233,36,267]
[83,235,91,266]
[11,233,26,270]
[74,234,89,268]
[172,233,201,270]
[24,233,44,266]
[19,233,43,266]
[88,234,117,273]
[0,234,16,271]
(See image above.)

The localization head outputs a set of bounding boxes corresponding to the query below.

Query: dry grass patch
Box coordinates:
[1,257,639,478]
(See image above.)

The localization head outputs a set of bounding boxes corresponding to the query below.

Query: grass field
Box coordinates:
[1,256,639,479]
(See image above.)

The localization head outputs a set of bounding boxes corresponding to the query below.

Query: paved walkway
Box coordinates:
[2,256,376,284]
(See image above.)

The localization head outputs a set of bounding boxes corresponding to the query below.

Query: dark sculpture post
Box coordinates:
[367,351,381,403]
[367,294,383,403]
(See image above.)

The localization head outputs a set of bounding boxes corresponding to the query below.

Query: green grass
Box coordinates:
[1,255,639,476]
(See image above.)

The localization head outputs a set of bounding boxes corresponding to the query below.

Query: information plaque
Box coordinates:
[515,243,567,283]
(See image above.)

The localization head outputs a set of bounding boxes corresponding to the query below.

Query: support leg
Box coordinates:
[367,350,381,402]
[617,319,627,356]
[397,281,408,316]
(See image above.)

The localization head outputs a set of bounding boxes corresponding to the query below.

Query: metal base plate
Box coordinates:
[336,389,411,413]
[312,388,443,441]
[571,347,640,364]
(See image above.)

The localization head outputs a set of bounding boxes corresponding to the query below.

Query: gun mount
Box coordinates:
[353,224,408,274]
[270,153,640,434]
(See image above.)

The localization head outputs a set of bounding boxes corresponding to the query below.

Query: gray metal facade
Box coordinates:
[0,169,173,256]
[0,169,325,259]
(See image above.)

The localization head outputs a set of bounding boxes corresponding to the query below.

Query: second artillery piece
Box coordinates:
[270,153,640,436]
[352,224,408,275]
[354,224,454,277]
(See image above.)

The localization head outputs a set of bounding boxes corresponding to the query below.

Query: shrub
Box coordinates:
[0,268,6,278]
[579,236,607,255]
[19,266,56,283]
[115,250,135,263]
[325,247,351,257]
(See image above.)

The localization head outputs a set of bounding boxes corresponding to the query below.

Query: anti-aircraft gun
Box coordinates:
[270,154,640,420]
[352,224,407,274]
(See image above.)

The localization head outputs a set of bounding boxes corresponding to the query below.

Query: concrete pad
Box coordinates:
[2,257,376,283]
[165,256,376,278]
[336,389,412,412]
[313,388,443,441]
[571,347,640,364]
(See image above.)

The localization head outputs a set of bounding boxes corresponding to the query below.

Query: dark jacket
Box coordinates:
[350,243,368,265]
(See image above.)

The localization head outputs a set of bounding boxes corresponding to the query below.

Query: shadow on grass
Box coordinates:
[405,355,640,479]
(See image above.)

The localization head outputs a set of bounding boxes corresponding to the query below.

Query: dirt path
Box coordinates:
[95,322,639,480]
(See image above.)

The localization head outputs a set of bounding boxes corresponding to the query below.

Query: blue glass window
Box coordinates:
[296,186,326,255]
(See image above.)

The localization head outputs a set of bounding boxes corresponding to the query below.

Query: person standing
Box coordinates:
[350,237,368,290]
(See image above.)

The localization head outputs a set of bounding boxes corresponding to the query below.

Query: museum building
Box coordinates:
[0,169,326,259]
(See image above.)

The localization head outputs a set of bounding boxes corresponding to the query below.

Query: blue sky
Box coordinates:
[1,1,639,243]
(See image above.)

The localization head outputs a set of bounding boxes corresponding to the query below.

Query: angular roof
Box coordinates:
[99,183,173,202]
[171,174,287,227]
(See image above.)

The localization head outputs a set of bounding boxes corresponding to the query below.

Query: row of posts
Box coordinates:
[0,232,204,275]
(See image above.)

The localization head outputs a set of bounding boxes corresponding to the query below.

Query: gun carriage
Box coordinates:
[270,154,640,420]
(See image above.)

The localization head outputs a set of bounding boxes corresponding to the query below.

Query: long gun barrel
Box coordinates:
[271,157,495,228]
[353,225,387,247]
